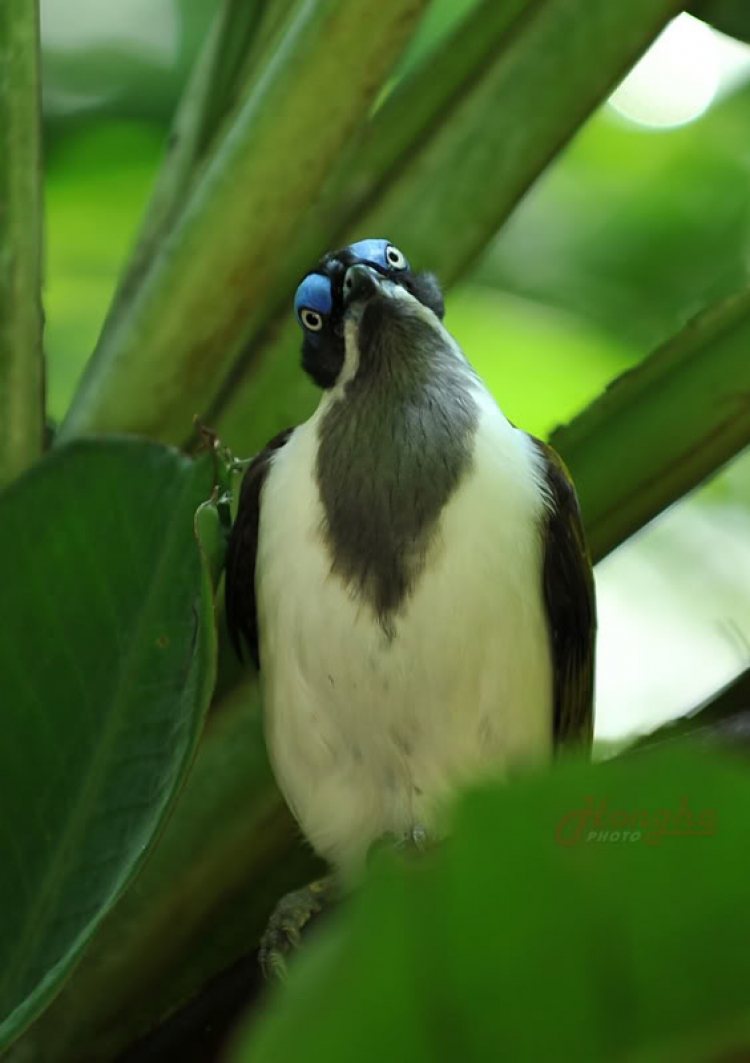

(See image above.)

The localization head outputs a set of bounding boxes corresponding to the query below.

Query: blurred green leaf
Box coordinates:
[44,121,165,422]
[0,439,216,1051]
[689,0,750,43]
[59,0,431,446]
[447,289,637,438]
[550,285,750,562]
[232,747,750,1062]
[0,0,44,490]
[478,92,750,353]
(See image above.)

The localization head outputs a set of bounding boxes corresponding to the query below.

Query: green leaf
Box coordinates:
[9,677,319,1063]
[59,0,431,447]
[0,0,44,490]
[689,0,750,43]
[0,439,216,1051]
[232,748,750,1062]
[194,497,230,589]
[550,285,750,562]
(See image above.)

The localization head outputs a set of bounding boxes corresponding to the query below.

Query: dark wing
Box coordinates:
[529,436,596,751]
[225,428,293,666]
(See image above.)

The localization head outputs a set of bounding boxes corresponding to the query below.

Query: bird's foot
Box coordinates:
[407,824,430,851]
[372,824,440,865]
[259,875,337,981]
[395,823,438,856]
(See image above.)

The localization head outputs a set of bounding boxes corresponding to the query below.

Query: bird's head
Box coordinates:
[293,238,447,389]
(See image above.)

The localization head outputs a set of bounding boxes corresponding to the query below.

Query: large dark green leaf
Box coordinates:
[8,677,317,1063]
[232,747,750,1062]
[0,439,216,1051]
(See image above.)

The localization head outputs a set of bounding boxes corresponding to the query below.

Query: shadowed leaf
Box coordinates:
[0,439,216,1050]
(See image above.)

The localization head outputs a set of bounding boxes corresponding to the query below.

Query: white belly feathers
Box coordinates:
[255,386,553,881]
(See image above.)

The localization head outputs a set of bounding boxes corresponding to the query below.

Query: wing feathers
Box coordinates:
[225,428,293,666]
[530,437,596,750]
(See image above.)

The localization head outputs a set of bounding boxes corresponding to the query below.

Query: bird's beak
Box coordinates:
[343,263,389,308]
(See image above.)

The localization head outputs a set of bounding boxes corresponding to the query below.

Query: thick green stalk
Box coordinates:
[550,287,750,563]
[349,0,685,283]
[0,1,43,491]
[104,0,288,329]
[59,0,430,447]
[213,0,684,452]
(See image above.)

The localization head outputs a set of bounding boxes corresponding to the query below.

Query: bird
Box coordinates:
[225,237,595,967]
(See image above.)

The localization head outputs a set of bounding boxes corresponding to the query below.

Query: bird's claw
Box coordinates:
[259,876,336,981]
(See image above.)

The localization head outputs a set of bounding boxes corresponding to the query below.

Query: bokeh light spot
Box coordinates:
[608,14,721,130]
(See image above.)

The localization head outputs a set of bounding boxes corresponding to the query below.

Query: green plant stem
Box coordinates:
[213,0,684,453]
[104,0,278,330]
[58,0,430,447]
[0,0,44,491]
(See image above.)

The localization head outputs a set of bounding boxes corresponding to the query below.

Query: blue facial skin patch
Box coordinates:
[295,240,410,339]
[347,238,404,271]
[294,273,333,335]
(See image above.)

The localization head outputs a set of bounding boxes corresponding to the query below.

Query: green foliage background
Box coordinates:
[1,0,750,1059]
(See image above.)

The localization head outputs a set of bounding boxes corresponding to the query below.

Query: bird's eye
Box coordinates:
[385,244,407,270]
[300,308,324,331]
